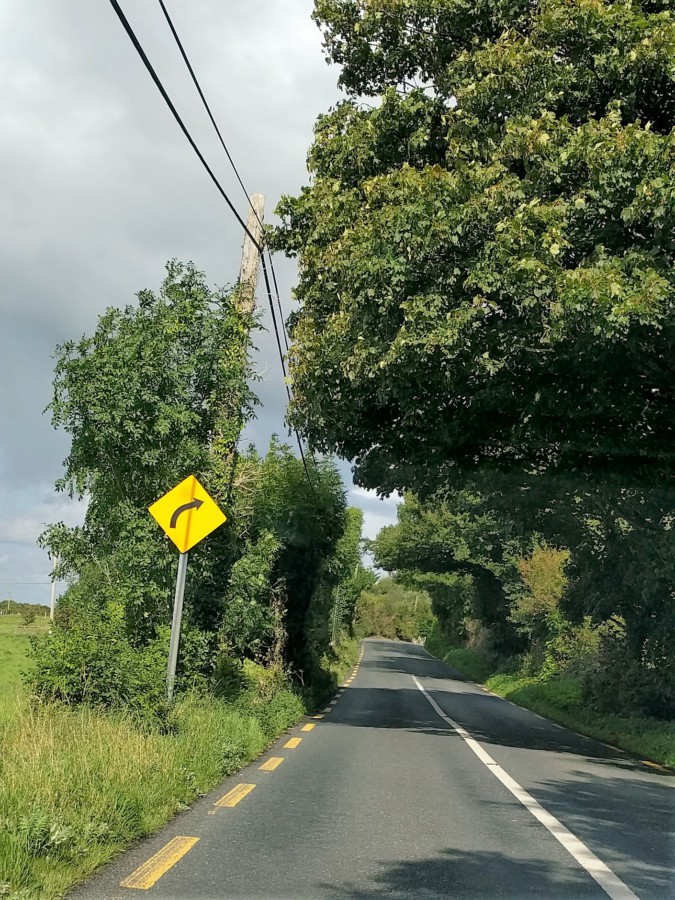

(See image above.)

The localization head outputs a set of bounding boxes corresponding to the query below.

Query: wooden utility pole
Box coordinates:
[237,194,265,314]
[209,194,265,501]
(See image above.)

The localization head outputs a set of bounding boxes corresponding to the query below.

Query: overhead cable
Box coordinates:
[155,0,290,352]
[107,0,312,479]
[106,0,263,253]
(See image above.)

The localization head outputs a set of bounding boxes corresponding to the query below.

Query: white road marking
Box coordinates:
[412,676,639,900]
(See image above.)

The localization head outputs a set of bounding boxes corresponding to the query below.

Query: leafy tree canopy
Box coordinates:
[372,491,526,652]
[39,262,355,688]
[373,483,675,710]
[273,0,675,495]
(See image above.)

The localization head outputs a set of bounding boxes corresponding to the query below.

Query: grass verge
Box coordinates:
[434,645,675,770]
[324,636,360,686]
[0,679,303,900]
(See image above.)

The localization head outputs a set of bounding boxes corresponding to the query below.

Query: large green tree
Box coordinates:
[273,0,675,495]
[38,262,358,707]
[373,491,527,653]
[42,260,256,638]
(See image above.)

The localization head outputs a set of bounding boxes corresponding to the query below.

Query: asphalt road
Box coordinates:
[71,640,674,900]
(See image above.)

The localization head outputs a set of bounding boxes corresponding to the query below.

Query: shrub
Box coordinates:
[584,620,675,719]
[510,543,570,647]
[26,609,169,724]
[211,655,245,700]
[21,609,37,627]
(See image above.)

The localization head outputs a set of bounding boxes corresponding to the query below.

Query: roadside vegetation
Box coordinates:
[271,0,675,770]
[0,668,302,900]
[370,512,675,768]
[0,262,369,900]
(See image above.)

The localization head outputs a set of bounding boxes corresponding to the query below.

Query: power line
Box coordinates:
[153,0,306,469]
[107,0,313,482]
[106,0,262,253]
[267,257,290,354]
[261,254,314,483]
[154,0,290,352]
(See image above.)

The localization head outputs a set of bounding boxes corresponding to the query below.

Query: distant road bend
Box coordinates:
[73,640,674,900]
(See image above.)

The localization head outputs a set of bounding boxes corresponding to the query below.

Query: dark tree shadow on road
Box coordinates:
[353,641,671,774]
[323,641,675,899]
[322,846,604,899]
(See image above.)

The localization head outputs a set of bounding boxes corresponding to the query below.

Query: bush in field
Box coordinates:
[28,600,169,723]
[21,608,37,627]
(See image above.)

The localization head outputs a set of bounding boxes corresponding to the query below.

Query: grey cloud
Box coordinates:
[0,0,397,602]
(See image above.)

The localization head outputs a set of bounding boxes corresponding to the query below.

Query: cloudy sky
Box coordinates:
[0,0,398,605]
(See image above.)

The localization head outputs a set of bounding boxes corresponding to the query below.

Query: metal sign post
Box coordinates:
[166,551,189,701]
[149,474,227,700]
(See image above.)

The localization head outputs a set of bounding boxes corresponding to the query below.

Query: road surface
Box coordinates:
[72,639,674,899]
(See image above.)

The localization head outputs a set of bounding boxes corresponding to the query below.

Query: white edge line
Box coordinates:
[411,675,639,900]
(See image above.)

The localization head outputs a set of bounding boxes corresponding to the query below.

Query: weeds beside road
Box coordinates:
[0,685,302,899]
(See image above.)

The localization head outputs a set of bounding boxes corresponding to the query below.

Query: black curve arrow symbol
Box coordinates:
[170,498,204,529]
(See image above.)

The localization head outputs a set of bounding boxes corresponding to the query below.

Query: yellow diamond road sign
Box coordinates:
[149,475,226,554]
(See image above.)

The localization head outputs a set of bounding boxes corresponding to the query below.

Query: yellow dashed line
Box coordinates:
[284,737,302,749]
[314,714,325,719]
[215,783,256,808]
[120,836,199,890]
[302,723,316,732]
[259,757,284,772]
[643,760,671,773]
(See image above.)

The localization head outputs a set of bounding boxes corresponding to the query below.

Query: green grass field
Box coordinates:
[0,614,50,720]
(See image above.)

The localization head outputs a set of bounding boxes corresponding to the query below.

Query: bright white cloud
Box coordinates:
[348,486,400,540]
[0,496,87,546]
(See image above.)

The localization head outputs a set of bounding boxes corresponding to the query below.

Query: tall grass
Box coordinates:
[0,686,303,899]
